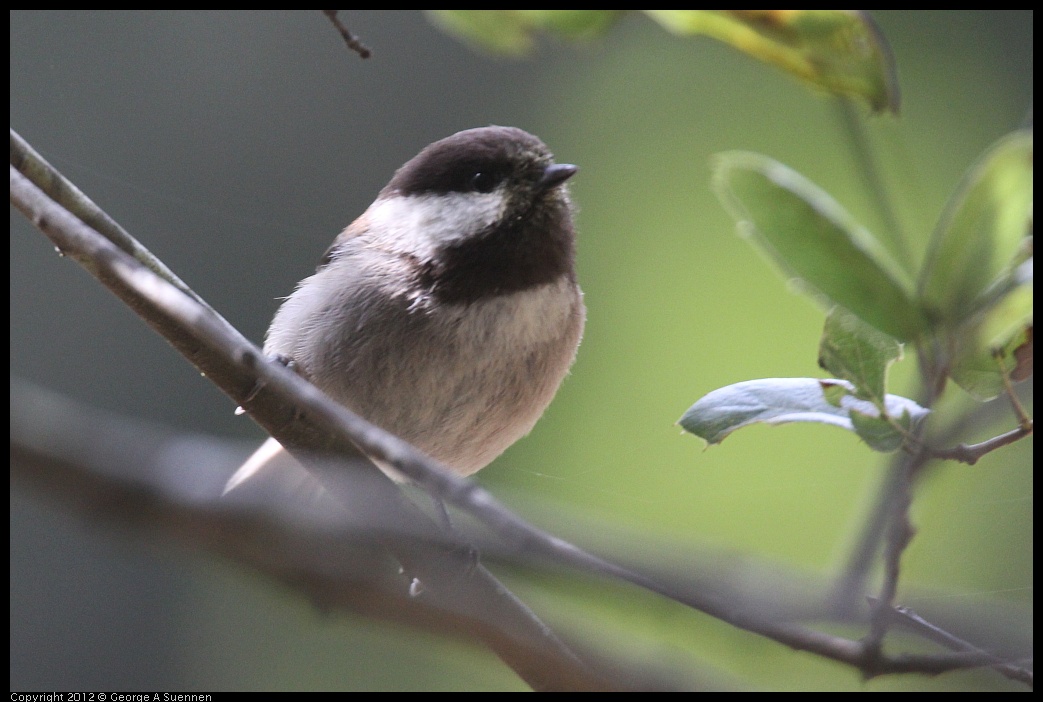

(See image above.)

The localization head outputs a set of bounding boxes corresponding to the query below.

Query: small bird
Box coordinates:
[225,126,584,493]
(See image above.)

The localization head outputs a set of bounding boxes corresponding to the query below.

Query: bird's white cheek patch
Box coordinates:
[365,191,507,259]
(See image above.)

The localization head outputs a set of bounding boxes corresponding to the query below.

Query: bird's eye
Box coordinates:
[470,171,497,193]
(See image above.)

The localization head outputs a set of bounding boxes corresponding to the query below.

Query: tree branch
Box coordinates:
[870,597,1033,687]
[926,425,1033,465]
[322,10,372,58]
[10,378,680,691]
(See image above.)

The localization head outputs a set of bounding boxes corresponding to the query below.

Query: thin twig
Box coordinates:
[832,413,926,614]
[926,425,1033,465]
[923,347,1035,464]
[869,597,1033,687]
[862,460,915,661]
[839,371,1032,606]
[323,10,372,59]
[9,130,223,318]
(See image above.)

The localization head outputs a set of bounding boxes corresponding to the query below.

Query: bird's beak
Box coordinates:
[539,163,578,190]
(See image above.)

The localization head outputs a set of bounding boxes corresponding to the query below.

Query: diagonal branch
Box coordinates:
[10,379,667,691]
[870,597,1033,687]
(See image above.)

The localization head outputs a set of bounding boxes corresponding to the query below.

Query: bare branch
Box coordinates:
[835,378,1032,610]
[323,10,372,58]
[863,460,915,658]
[9,130,223,318]
[870,597,1033,687]
[10,378,684,692]
[926,425,1033,465]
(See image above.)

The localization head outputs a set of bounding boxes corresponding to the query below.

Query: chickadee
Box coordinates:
[225,126,584,493]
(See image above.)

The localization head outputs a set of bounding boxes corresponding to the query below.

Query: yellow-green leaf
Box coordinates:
[644,10,899,113]
[950,281,1034,400]
[918,130,1034,328]
[428,10,621,56]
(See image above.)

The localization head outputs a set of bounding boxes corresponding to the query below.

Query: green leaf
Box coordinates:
[818,306,902,404]
[428,11,533,55]
[678,378,928,451]
[821,379,849,408]
[950,323,1033,401]
[849,406,912,452]
[713,152,924,341]
[428,10,621,55]
[644,10,899,113]
[918,130,1034,328]
[1007,324,1034,384]
[512,10,621,39]
[950,278,1034,400]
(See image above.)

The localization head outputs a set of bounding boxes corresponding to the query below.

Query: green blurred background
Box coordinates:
[10,10,1032,691]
